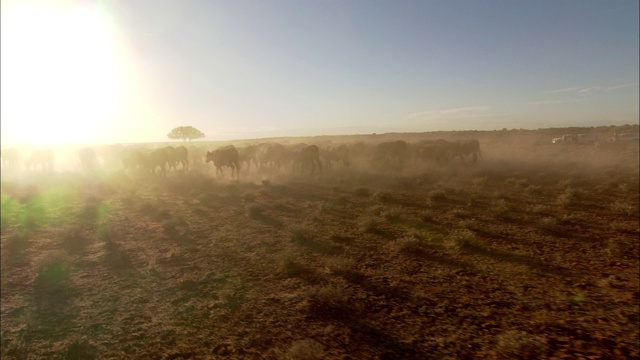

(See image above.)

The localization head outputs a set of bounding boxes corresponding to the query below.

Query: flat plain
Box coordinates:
[1,127,638,359]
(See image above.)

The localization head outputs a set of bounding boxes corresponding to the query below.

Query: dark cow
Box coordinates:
[206,145,240,179]
[25,149,54,172]
[259,143,291,172]
[371,140,409,170]
[165,146,189,172]
[449,139,482,163]
[122,149,147,172]
[187,145,206,168]
[144,148,169,176]
[461,139,482,162]
[322,144,350,169]
[293,144,323,175]
[239,144,260,172]
[416,139,452,165]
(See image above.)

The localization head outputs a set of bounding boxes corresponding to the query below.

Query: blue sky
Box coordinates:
[1,0,638,144]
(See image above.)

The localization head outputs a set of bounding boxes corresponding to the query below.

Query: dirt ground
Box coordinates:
[1,128,639,359]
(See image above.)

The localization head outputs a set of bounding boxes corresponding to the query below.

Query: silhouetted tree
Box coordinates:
[167,126,205,142]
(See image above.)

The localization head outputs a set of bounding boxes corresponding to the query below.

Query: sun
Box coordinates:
[1,1,124,146]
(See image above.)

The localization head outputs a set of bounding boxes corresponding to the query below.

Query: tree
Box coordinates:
[167,126,205,142]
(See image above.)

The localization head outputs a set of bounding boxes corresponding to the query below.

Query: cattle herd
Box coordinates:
[0,139,485,179]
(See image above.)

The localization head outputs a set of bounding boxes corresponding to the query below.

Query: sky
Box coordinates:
[1,0,638,145]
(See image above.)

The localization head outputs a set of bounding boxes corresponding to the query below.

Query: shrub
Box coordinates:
[556,188,577,207]
[523,185,542,196]
[373,190,394,203]
[458,219,479,230]
[326,256,355,274]
[305,284,351,318]
[492,199,510,219]
[529,204,550,214]
[381,208,403,222]
[357,215,380,233]
[450,229,477,249]
[354,187,371,197]
[428,188,447,201]
[610,201,636,216]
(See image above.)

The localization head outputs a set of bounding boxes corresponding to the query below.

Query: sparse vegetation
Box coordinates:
[326,255,355,274]
[495,330,548,360]
[290,225,313,243]
[279,339,324,360]
[357,215,381,233]
[1,127,639,359]
[450,229,477,249]
[395,236,425,254]
[539,217,558,231]
[304,284,351,318]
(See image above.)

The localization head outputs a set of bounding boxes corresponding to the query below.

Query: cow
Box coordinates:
[371,140,409,170]
[1,148,19,169]
[238,144,261,172]
[416,139,451,165]
[143,148,169,176]
[322,144,350,169]
[293,144,323,175]
[164,146,189,172]
[258,143,291,172]
[122,149,148,173]
[187,145,206,168]
[25,149,54,172]
[206,145,240,179]
[78,147,98,173]
[459,139,482,163]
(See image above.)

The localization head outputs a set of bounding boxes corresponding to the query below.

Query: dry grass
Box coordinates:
[1,128,638,359]
[395,236,425,254]
[304,284,351,318]
[495,330,548,359]
[279,339,324,360]
[326,255,355,274]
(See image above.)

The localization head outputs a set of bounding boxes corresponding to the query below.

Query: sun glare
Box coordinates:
[1,2,123,146]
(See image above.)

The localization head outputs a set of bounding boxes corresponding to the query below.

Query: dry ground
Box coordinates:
[1,129,639,359]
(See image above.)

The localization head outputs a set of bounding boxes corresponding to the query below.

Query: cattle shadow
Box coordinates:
[294,237,345,256]
[339,270,412,302]
[402,247,476,271]
[252,213,284,228]
[340,317,434,359]
[459,241,567,276]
